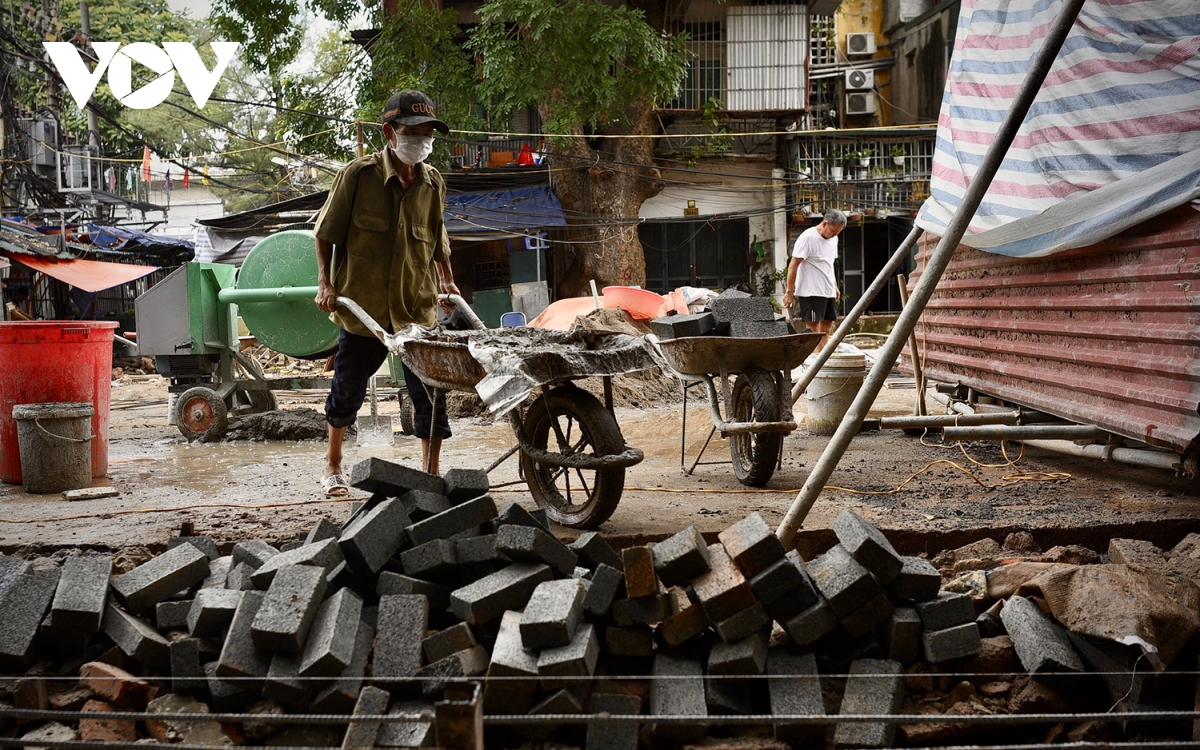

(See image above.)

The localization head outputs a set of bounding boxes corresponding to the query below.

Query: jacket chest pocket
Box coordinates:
[349,213,391,256]
[407,224,435,266]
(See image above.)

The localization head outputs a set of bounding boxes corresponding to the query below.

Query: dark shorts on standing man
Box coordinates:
[796,295,837,323]
[325,328,451,439]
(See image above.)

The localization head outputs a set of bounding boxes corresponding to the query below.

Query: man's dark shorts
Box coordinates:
[796,296,837,323]
[325,328,451,439]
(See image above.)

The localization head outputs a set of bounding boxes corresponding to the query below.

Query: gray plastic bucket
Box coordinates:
[13,402,95,494]
[804,353,867,435]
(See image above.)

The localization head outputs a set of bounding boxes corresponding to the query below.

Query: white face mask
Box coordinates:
[391,134,434,165]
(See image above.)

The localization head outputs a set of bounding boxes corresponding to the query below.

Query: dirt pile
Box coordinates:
[223,408,330,441]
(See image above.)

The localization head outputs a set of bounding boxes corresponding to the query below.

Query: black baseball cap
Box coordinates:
[382,90,449,134]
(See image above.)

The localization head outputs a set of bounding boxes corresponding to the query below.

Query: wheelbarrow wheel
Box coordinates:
[176,387,229,443]
[730,368,782,487]
[520,385,625,529]
[398,392,416,436]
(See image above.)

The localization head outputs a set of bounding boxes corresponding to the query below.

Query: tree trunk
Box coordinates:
[545,102,665,298]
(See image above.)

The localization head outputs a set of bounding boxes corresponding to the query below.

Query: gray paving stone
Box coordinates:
[376,702,435,748]
[569,531,623,570]
[225,562,256,591]
[582,564,623,617]
[611,594,668,626]
[692,543,756,622]
[311,620,374,714]
[201,556,233,589]
[922,622,983,663]
[709,630,769,675]
[252,565,328,652]
[376,572,450,610]
[0,570,60,669]
[111,544,209,614]
[784,598,838,647]
[840,592,895,638]
[705,676,758,715]
[484,610,539,715]
[300,589,363,677]
[168,535,218,561]
[415,645,489,695]
[349,457,446,496]
[47,555,109,636]
[450,563,553,625]
[217,591,271,687]
[249,537,344,589]
[400,539,458,579]
[650,652,708,742]
[834,659,904,749]
[757,551,820,623]
[101,603,170,672]
[885,556,942,602]
[714,602,771,643]
[399,490,452,521]
[880,607,922,664]
[537,622,599,688]
[496,524,577,577]
[183,588,241,638]
[1000,595,1084,675]
[304,518,341,546]
[807,544,884,618]
[603,626,654,657]
[204,661,253,711]
[651,527,711,586]
[914,591,975,632]
[495,501,549,532]
[455,535,499,566]
[231,540,278,571]
[264,652,311,709]
[521,579,586,649]
[767,647,824,742]
[341,686,391,749]
[649,311,715,340]
[0,553,32,604]
[442,468,490,503]
[156,599,192,630]
[423,623,477,665]
[586,693,641,750]
[374,595,429,681]
[169,638,206,695]
[407,495,498,547]
[711,295,773,327]
[339,498,411,574]
[832,509,903,583]
[730,319,790,338]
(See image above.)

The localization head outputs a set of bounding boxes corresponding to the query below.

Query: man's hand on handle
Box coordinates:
[315,281,339,313]
[439,281,462,311]
[782,290,794,309]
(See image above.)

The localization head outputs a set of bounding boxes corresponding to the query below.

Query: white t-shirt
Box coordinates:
[791,226,839,298]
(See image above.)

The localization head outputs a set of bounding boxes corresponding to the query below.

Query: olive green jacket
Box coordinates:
[314,150,451,336]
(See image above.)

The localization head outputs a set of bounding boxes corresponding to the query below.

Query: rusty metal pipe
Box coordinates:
[879,412,1018,430]
[790,226,924,404]
[776,0,1088,547]
[943,424,1108,442]
[1024,439,1183,473]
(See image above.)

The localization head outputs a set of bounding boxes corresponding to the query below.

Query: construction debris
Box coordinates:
[0,480,1195,747]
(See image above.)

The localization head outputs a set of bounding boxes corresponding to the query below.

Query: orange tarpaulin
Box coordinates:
[11,255,158,293]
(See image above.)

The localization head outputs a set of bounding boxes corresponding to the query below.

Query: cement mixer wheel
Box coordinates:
[729,368,782,487]
[176,387,229,443]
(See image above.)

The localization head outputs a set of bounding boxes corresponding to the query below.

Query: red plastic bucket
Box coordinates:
[0,321,117,484]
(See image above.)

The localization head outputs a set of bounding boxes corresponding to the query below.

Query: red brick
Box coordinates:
[657,589,710,648]
[79,661,152,709]
[691,544,756,622]
[79,700,137,744]
[622,546,659,599]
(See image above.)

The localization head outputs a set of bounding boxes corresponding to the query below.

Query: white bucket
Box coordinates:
[804,353,866,435]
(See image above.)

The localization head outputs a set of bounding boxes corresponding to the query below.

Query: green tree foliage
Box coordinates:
[278,29,367,160]
[468,0,688,137]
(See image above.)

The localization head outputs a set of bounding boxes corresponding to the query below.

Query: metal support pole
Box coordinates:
[776,0,1087,546]
[878,411,1019,430]
[943,424,1108,442]
[896,273,926,416]
[791,226,923,403]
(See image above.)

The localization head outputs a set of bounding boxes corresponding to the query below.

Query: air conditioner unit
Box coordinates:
[845,69,874,90]
[846,32,877,56]
[846,91,877,116]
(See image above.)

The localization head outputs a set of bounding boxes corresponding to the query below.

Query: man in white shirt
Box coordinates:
[782,209,847,352]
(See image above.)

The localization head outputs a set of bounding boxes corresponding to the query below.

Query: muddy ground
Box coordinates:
[1,373,1197,558]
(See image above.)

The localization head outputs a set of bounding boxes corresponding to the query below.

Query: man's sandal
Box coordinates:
[322,474,350,497]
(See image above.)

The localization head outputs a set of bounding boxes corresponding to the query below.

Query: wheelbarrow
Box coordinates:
[653,332,823,486]
[336,294,645,529]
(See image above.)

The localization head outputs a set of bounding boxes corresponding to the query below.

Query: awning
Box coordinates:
[87,224,194,251]
[0,257,9,271]
[444,185,567,238]
[11,255,158,293]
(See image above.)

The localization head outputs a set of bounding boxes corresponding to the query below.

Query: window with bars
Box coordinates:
[664,22,725,110]
[809,15,836,69]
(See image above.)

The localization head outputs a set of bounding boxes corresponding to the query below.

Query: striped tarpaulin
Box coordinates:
[916,0,1200,257]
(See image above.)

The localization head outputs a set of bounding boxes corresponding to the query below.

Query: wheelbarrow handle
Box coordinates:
[438,293,487,331]
[335,296,397,351]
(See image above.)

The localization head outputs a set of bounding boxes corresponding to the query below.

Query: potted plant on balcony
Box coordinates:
[855,147,872,168]
[826,149,846,181]
[891,144,906,167]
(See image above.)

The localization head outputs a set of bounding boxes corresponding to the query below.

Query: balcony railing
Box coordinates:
[787,132,936,215]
